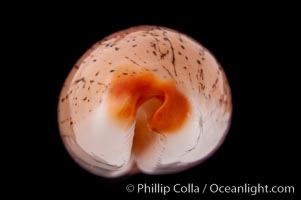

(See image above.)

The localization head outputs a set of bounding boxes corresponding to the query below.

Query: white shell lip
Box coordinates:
[58,25,232,178]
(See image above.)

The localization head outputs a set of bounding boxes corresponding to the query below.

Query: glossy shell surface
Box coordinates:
[58,26,232,177]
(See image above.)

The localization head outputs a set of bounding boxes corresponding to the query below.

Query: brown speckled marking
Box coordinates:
[178,35,183,43]
[212,78,219,90]
[97,82,108,88]
[163,34,177,76]
[125,56,139,65]
[200,82,205,90]
[161,65,174,79]
[160,50,169,59]
[188,72,193,90]
[74,77,85,84]
[200,69,204,80]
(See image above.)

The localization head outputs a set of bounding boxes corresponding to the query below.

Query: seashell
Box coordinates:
[58,26,232,178]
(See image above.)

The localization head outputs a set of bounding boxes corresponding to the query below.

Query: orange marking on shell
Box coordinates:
[108,68,190,133]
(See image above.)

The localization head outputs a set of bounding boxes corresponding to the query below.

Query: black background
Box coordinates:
[11,3,298,199]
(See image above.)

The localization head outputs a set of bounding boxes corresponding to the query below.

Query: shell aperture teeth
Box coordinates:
[58,26,232,178]
[74,100,134,167]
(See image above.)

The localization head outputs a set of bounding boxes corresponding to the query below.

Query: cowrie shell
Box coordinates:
[58,26,232,178]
